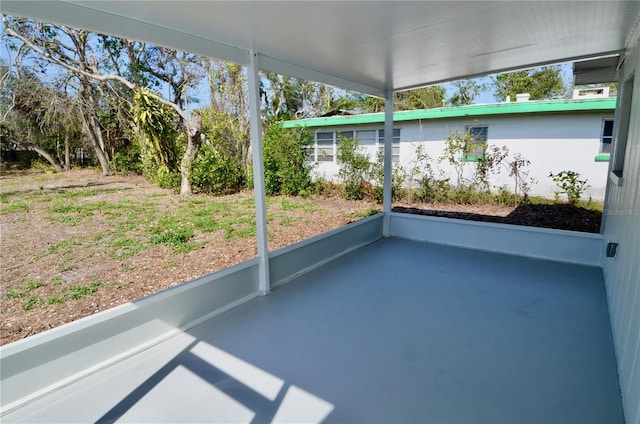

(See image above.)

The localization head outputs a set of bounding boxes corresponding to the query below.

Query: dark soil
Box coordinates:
[393,203,602,233]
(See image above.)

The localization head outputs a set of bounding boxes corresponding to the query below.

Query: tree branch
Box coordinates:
[3,17,189,123]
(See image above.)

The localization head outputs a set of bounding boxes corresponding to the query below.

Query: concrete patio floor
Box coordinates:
[3,238,624,423]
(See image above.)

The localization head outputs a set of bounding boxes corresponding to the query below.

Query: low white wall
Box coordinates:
[390,212,603,267]
[0,216,384,415]
[270,213,383,287]
[0,259,261,412]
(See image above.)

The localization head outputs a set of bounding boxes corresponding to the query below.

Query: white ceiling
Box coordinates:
[2,1,640,97]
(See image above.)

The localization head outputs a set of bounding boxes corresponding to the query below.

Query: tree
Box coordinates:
[261,73,337,120]
[448,79,486,106]
[492,66,566,101]
[1,64,82,171]
[340,86,445,112]
[3,18,116,174]
[4,16,206,195]
[207,60,251,168]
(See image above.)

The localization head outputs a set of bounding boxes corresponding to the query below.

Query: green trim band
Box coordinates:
[461,157,481,162]
[595,154,611,162]
[282,98,616,129]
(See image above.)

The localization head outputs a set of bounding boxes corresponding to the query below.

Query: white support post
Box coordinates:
[382,91,394,236]
[247,51,270,295]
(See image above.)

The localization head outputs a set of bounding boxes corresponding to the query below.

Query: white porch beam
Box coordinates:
[382,91,394,237]
[258,54,386,99]
[247,51,270,295]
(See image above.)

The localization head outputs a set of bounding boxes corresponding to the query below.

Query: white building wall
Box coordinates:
[310,112,613,201]
[602,40,640,424]
[399,114,612,201]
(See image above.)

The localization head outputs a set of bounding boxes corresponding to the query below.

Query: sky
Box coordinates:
[441,62,574,105]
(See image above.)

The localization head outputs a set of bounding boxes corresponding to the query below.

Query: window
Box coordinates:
[464,125,488,160]
[316,131,334,161]
[601,119,614,154]
[612,73,634,182]
[356,130,376,146]
[338,130,354,141]
[377,129,400,162]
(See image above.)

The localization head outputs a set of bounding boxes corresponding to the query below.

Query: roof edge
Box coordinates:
[282,97,617,128]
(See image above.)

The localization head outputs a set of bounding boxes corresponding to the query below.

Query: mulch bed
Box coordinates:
[393,203,602,233]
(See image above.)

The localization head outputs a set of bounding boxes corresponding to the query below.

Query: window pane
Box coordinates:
[357,130,376,145]
[467,126,488,141]
[317,132,333,141]
[339,131,353,140]
[603,120,614,137]
[378,129,400,144]
[465,125,488,158]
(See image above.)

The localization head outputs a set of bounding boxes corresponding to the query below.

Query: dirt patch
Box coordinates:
[0,170,378,345]
[393,202,602,233]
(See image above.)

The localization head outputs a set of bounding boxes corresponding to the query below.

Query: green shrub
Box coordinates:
[337,135,373,200]
[191,146,245,194]
[549,170,589,205]
[263,123,314,196]
[418,176,451,203]
[111,150,142,174]
[371,153,406,204]
[138,133,182,191]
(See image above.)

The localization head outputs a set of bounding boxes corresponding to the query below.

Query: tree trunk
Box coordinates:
[81,114,111,176]
[2,136,62,172]
[180,113,202,196]
[64,132,71,171]
[180,132,202,195]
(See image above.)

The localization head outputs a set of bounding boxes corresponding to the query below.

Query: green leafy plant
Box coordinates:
[337,135,374,200]
[440,127,482,187]
[370,153,406,204]
[549,170,590,205]
[22,296,39,310]
[190,146,245,195]
[262,123,314,196]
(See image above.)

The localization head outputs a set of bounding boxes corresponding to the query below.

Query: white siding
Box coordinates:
[603,41,640,424]
[311,112,613,201]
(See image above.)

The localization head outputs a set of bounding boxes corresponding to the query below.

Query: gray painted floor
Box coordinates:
[4,238,624,423]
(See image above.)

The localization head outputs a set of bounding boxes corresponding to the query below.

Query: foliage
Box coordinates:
[485,146,535,203]
[0,65,82,171]
[262,122,314,196]
[404,144,433,203]
[342,86,446,113]
[262,72,337,120]
[111,150,143,174]
[370,153,406,203]
[493,66,566,101]
[418,175,452,203]
[132,88,180,168]
[448,79,487,106]
[132,88,183,189]
[440,127,484,187]
[190,146,245,195]
[336,135,374,200]
[549,170,590,205]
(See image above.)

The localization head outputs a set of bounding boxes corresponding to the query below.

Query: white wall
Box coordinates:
[602,40,640,424]
[311,112,613,201]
